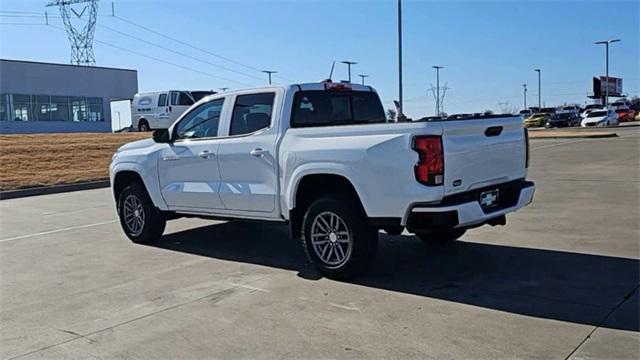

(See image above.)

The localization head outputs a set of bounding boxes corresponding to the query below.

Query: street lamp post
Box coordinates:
[534,69,541,109]
[433,65,444,116]
[522,84,527,109]
[397,0,403,116]
[595,39,621,108]
[358,74,369,85]
[262,70,277,85]
[341,61,357,83]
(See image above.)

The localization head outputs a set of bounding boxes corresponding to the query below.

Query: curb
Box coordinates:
[0,180,110,200]
[530,133,618,140]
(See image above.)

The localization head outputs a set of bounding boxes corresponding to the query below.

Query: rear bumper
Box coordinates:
[403,180,535,232]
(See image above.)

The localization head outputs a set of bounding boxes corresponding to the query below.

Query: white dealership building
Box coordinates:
[0,59,138,134]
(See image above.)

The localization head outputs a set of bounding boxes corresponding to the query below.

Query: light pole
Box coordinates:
[433,65,444,116]
[522,84,527,109]
[595,39,621,108]
[358,74,369,85]
[341,61,357,83]
[262,70,277,85]
[534,69,541,109]
[397,0,403,116]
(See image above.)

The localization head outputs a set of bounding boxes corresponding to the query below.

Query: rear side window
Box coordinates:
[229,93,275,136]
[158,93,167,107]
[178,92,194,106]
[291,91,385,128]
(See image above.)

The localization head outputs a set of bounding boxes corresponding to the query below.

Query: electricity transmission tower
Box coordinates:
[46,0,99,66]
[429,82,449,116]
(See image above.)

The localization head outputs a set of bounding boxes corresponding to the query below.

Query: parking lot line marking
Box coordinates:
[531,138,592,150]
[0,219,118,243]
[229,283,271,293]
[329,303,361,312]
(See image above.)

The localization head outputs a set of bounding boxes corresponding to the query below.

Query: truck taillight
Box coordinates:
[524,128,530,168]
[412,135,444,186]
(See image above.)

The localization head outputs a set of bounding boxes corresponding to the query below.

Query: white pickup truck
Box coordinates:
[110,81,535,278]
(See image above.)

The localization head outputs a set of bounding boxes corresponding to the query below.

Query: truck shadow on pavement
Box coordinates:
[152,221,639,332]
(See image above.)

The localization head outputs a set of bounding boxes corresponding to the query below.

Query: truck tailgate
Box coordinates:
[440,116,527,195]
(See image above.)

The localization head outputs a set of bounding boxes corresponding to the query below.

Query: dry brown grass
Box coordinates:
[0,132,148,191]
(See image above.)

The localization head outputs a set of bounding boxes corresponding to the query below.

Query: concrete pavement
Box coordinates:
[1,128,638,359]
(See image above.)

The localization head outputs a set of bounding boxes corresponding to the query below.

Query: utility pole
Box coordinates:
[522,84,527,109]
[595,39,621,108]
[262,70,276,85]
[432,65,444,116]
[358,74,369,85]
[397,0,403,116]
[534,69,541,109]
[341,61,357,83]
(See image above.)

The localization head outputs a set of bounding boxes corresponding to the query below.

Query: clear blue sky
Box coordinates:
[1,0,638,117]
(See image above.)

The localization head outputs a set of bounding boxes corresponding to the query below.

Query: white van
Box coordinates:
[132,90,215,131]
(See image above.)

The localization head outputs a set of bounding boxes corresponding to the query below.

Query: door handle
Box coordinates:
[199,150,214,159]
[250,148,267,157]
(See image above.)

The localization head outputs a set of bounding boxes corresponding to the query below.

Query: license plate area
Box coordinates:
[479,189,500,209]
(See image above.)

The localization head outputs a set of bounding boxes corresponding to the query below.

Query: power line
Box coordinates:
[8,11,265,84]
[96,22,265,82]
[112,15,293,82]
[1,10,293,83]
[46,23,253,86]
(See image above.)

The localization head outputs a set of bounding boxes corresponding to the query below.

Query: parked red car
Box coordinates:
[615,109,636,122]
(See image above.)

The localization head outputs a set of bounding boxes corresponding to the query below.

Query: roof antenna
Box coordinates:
[328,61,335,81]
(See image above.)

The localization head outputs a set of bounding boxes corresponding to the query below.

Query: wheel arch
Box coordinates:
[137,117,149,130]
[111,163,167,211]
[288,171,368,240]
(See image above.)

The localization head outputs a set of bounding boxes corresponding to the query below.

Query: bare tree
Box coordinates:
[386,109,397,122]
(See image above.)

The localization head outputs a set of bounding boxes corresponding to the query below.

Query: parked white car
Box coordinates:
[110,82,535,278]
[581,109,618,127]
[132,90,215,131]
[581,104,603,118]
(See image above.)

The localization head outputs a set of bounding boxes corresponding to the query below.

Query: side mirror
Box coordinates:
[152,128,171,143]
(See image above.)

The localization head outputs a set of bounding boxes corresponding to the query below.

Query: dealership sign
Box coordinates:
[592,76,623,97]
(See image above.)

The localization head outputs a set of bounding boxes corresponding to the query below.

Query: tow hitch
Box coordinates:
[487,215,506,226]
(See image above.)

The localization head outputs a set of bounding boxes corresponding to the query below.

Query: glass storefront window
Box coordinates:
[70,97,87,122]
[87,97,103,122]
[0,94,7,121]
[3,94,104,122]
[50,96,70,121]
[34,95,51,121]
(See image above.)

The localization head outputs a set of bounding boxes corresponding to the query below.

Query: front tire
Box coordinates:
[415,228,466,245]
[118,182,166,244]
[301,197,378,279]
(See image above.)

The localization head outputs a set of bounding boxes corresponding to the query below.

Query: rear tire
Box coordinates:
[118,182,166,244]
[138,119,150,132]
[301,197,378,279]
[415,228,466,245]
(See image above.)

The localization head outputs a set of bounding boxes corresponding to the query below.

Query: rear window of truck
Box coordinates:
[291,90,386,128]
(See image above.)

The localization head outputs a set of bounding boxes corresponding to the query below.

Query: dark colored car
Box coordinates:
[546,112,580,128]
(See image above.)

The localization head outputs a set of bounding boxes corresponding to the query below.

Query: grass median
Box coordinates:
[0,128,619,192]
[0,132,148,191]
